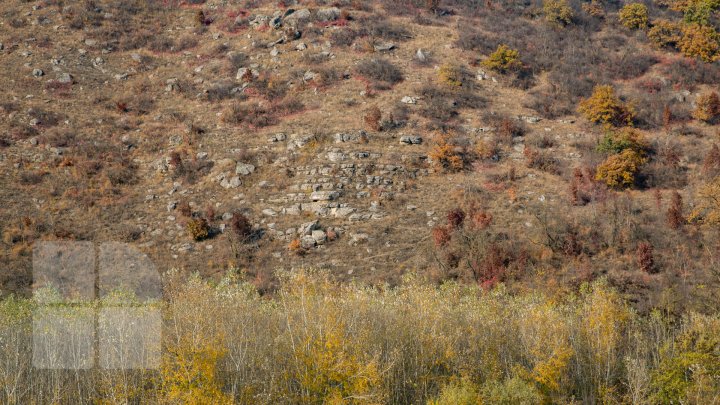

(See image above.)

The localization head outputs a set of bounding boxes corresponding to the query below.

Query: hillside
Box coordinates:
[2,0,720,312]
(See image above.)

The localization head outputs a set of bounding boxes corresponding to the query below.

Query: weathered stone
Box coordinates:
[401,96,417,104]
[262,208,277,217]
[374,42,395,52]
[311,230,327,244]
[32,69,44,77]
[235,162,255,176]
[220,176,242,189]
[399,135,422,145]
[310,191,340,201]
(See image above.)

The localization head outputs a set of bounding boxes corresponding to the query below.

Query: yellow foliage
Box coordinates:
[580,281,631,391]
[429,134,465,172]
[578,85,635,128]
[692,91,720,122]
[482,45,522,73]
[595,149,647,188]
[618,3,649,29]
[647,19,682,48]
[161,337,233,405]
[678,23,720,62]
[543,0,574,26]
[688,176,720,225]
[438,63,463,87]
[296,313,383,404]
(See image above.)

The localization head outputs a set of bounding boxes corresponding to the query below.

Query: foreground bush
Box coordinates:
[1,271,719,403]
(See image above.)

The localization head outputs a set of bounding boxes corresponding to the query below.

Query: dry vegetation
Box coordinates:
[2,0,720,400]
[0,271,718,404]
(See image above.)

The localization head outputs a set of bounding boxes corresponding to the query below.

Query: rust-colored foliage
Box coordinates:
[364,106,382,132]
[432,225,452,247]
[692,91,720,122]
[447,208,466,229]
[666,191,684,229]
[637,241,655,273]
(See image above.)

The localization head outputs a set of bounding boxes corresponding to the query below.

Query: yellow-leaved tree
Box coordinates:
[595,149,647,188]
[578,85,635,128]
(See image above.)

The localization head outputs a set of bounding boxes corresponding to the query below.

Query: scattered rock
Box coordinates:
[415,48,427,62]
[374,42,395,52]
[167,201,177,212]
[57,73,73,84]
[32,69,44,77]
[519,115,541,123]
[295,42,307,51]
[401,96,418,104]
[220,176,242,189]
[284,8,311,24]
[312,230,327,244]
[262,208,277,216]
[299,220,319,235]
[235,162,255,176]
[311,191,340,201]
[236,67,259,81]
[399,135,423,145]
[268,133,287,142]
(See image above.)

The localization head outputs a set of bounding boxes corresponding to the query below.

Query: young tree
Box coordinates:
[692,91,720,122]
[595,149,647,188]
[578,85,636,128]
[678,23,720,62]
[619,3,649,30]
[482,45,522,73]
[543,0,574,26]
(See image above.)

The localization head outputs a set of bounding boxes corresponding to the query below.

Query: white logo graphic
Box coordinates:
[32,242,161,369]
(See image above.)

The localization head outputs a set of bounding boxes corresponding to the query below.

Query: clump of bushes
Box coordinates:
[543,0,574,27]
[482,45,522,73]
[596,128,648,155]
[595,149,647,188]
[648,19,683,48]
[678,23,720,62]
[618,3,649,30]
[692,91,720,122]
[428,134,468,172]
[187,218,210,241]
[578,85,635,128]
[355,58,403,88]
[438,63,463,87]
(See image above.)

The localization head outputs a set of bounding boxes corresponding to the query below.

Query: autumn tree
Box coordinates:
[619,3,649,30]
[667,191,685,229]
[647,19,682,48]
[482,45,522,73]
[678,23,720,62]
[595,149,647,188]
[689,176,720,226]
[543,0,574,26]
[438,63,463,87]
[578,85,635,128]
[692,91,720,122]
[429,134,466,172]
[364,106,382,131]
